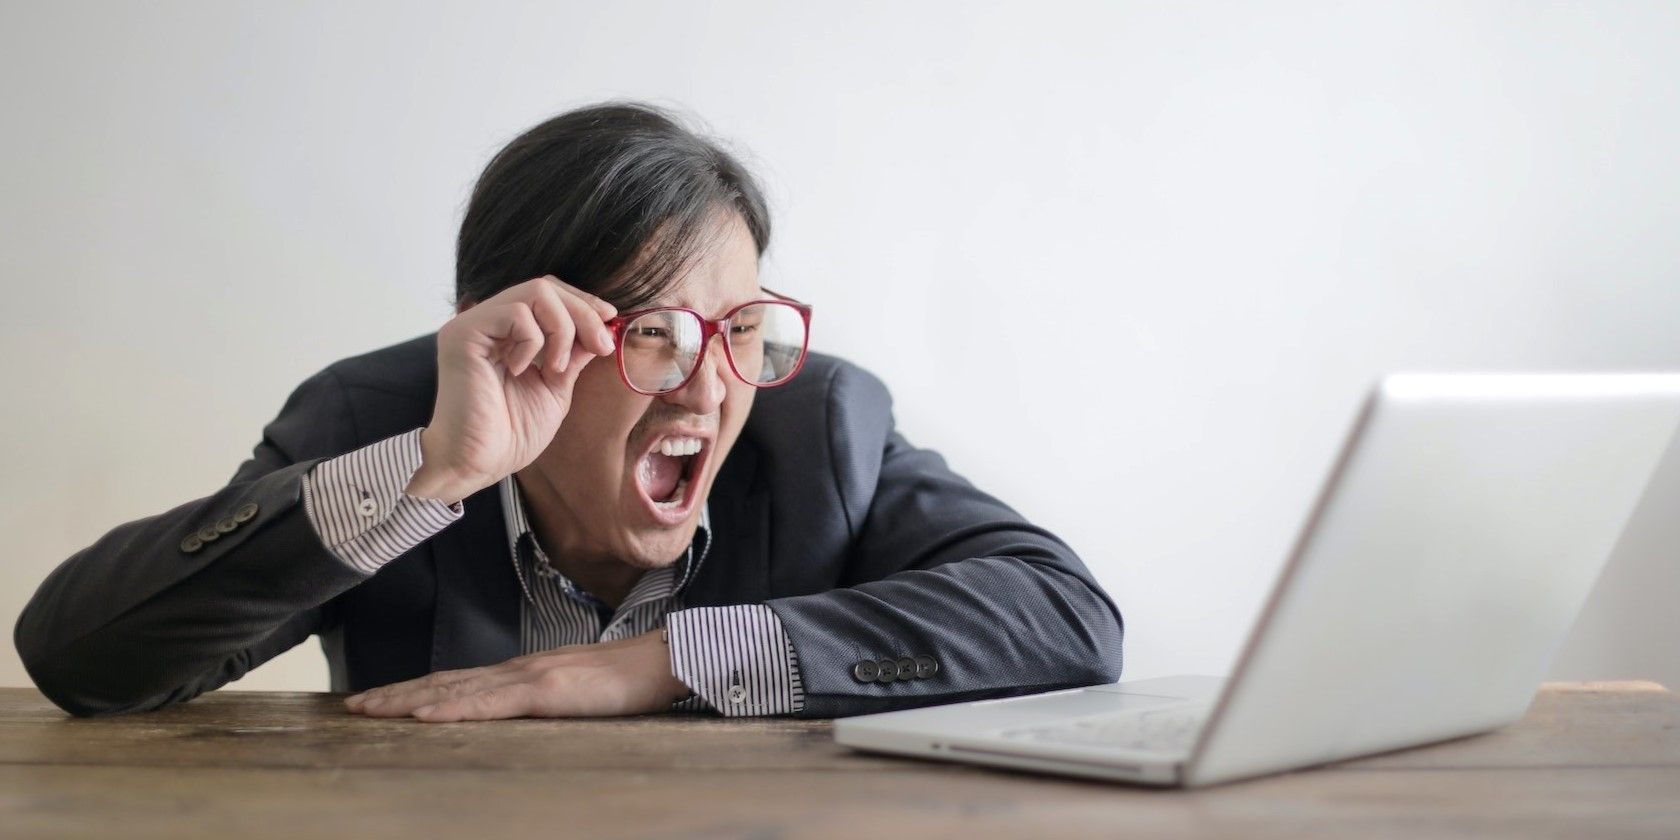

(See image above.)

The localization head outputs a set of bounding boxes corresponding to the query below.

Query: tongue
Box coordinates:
[640,452,683,502]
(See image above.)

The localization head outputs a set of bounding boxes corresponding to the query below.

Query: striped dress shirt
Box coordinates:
[298,427,805,716]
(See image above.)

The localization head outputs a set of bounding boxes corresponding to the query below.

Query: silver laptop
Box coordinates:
[835,373,1680,787]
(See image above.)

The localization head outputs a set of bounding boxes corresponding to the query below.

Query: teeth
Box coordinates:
[657,436,704,457]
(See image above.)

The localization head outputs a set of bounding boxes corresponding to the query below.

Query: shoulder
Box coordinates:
[745,351,894,446]
[740,351,897,524]
[279,333,437,448]
[319,332,438,401]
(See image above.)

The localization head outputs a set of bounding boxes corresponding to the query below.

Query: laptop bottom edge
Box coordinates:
[837,731,1185,786]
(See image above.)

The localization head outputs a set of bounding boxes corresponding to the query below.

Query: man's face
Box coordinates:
[518,211,762,568]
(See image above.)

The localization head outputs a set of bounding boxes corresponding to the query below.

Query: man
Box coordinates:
[14,102,1124,720]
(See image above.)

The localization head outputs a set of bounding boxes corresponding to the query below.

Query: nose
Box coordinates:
[662,334,728,414]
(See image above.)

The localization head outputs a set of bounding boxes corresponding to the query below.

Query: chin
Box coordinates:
[618,519,704,569]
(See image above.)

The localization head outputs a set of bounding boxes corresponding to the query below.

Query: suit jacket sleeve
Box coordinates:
[13,367,373,717]
[764,363,1126,718]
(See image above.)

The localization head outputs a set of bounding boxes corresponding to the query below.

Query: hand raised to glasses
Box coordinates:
[405,276,617,505]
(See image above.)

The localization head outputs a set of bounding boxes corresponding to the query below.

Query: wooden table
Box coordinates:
[1,682,1675,838]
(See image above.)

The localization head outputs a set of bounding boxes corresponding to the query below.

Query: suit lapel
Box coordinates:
[429,482,522,672]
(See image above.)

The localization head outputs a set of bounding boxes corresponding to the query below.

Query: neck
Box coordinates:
[514,470,643,609]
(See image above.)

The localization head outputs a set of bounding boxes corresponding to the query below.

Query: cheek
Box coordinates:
[549,364,647,466]
[717,383,757,449]
[573,355,624,403]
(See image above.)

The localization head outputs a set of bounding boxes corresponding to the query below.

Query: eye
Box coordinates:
[624,324,677,350]
[729,304,766,338]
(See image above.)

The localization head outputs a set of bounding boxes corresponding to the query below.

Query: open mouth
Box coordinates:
[633,432,709,523]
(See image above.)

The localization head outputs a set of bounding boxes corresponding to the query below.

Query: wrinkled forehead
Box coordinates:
[648,213,762,317]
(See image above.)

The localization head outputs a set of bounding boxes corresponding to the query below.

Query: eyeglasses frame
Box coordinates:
[603,288,813,396]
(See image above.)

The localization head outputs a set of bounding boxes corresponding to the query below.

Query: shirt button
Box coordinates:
[727,685,746,704]
[356,496,377,518]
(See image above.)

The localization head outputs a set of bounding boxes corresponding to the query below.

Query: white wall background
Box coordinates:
[3,1,1677,695]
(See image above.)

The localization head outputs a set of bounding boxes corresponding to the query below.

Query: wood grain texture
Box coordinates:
[2,682,1676,839]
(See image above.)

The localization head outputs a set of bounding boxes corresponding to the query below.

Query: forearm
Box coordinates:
[15,422,473,717]
[767,548,1125,718]
[13,459,369,716]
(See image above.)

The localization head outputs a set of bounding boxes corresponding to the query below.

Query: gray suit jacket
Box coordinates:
[15,334,1124,717]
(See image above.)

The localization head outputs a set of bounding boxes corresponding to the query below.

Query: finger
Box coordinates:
[345,664,502,711]
[551,286,616,357]
[542,275,618,321]
[496,302,545,377]
[345,650,559,713]
[527,284,576,374]
[414,684,536,722]
[354,670,529,718]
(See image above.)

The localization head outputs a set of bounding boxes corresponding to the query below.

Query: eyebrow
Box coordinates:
[638,294,765,318]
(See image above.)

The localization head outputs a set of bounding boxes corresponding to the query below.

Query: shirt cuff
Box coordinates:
[300,427,465,576]
[666,604,805,717]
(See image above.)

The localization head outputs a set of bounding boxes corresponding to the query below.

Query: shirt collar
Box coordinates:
[497,474,711,605]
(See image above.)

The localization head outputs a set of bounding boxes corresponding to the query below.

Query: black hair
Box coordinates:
[454,101,771,311]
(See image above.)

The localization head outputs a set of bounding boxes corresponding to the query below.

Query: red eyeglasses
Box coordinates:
[604,289,812,396]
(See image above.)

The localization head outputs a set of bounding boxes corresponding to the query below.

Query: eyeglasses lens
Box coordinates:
[620,302,807,394]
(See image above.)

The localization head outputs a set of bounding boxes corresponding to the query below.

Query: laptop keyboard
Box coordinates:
[999,707,1209,753]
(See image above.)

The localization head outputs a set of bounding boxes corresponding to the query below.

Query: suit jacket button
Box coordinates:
[233,502,260,523]
[914,655,939,679]
[875,658,898,684]
[895,657,916,680]
[214,517,239,534]
[180,534,204,554]
[852,660,878,683]
[196,526,221,542]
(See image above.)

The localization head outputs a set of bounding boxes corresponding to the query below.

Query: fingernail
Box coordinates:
[598,329,614,349]
[414,704,436,716]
